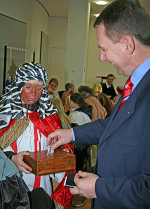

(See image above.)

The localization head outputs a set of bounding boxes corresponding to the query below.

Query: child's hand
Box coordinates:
[12,151,32,173]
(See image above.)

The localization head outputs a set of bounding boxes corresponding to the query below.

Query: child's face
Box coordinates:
[21,80,43,104]
[70,86,74,93]
[69,99,78,108]
[94,91,101,97]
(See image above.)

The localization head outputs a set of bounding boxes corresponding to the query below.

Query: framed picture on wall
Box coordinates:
[3,46,25,94]
[3,45,35,94]
[40,31,49,70]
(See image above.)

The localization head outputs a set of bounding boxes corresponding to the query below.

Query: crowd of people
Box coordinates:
[48,78,115,120]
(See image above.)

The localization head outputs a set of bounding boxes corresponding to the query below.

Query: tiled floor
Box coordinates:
[65,195,92,209]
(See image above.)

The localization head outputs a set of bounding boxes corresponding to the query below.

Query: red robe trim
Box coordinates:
[33,125,41,189]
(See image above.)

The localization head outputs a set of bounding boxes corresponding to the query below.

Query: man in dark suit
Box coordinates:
[102,74,117,99]
[47,0,150,208]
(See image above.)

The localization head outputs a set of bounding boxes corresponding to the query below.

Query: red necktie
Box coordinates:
[117,76,133,113]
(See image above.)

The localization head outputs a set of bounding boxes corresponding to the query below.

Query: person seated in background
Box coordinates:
[61,83,74,106]
[78,85,107,121]
[61,83,76,115]
[69,93,92,126]
[47,78,60,99]
[69,93,92,172]
[51,98,71,129]
[102,74,117,100]
[92,83,102,98]
[97,92,113,117]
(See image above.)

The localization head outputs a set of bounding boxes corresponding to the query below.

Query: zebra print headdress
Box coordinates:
[0,62,57,129]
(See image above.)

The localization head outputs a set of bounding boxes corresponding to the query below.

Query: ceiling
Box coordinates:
[37,0,150,20]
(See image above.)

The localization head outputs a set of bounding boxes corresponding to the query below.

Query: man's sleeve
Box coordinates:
[72,118,107,147]
[71,128,75,141]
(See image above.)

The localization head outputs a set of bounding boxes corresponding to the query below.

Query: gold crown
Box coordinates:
[92,83,102,92]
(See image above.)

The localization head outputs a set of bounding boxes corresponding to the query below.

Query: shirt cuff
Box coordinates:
[71,128,75,141]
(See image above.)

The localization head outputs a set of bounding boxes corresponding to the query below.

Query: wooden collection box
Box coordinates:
[23,149,76,176]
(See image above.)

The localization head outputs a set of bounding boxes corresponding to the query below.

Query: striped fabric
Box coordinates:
[0,62,58,129]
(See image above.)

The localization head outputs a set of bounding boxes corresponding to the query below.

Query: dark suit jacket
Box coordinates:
[73,69,150,209]
[102,83,117,99]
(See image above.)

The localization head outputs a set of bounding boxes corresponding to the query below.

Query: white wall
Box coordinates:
[65,0,90,90]
[0,0,49,64]
[48,17,68,91]
[0,14,26,95]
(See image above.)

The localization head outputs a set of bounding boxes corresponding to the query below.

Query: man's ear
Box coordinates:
[123,36,135,55]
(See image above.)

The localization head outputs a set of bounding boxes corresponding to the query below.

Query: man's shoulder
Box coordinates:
[111,84,115,89]
[102,83,107,87]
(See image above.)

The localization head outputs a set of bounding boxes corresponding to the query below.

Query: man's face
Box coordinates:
[107,76,114,86]
[21,80,43,104]
[97,23,132,77]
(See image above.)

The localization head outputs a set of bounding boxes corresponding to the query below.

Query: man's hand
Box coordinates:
[70,171,99,199]
[47,129,73,150]
[12,151,32,174]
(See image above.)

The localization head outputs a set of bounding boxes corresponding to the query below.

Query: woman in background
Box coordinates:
[47,78,60,99]
[51,98,70,129]
[78,85,107,121]
[69,92,101,173]
[69,93,92,172]
[97,92,113,117]
[69,93,92,126]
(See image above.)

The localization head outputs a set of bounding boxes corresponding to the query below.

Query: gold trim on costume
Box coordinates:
[0,117,30,150]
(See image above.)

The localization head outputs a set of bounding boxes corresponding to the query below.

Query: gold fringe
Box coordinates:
[0,117,30,150]
[51,178,64,209]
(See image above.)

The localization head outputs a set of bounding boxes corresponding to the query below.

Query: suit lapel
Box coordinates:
[98,92,135,145]
[105,93,136,139]
[99,70,150,145]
